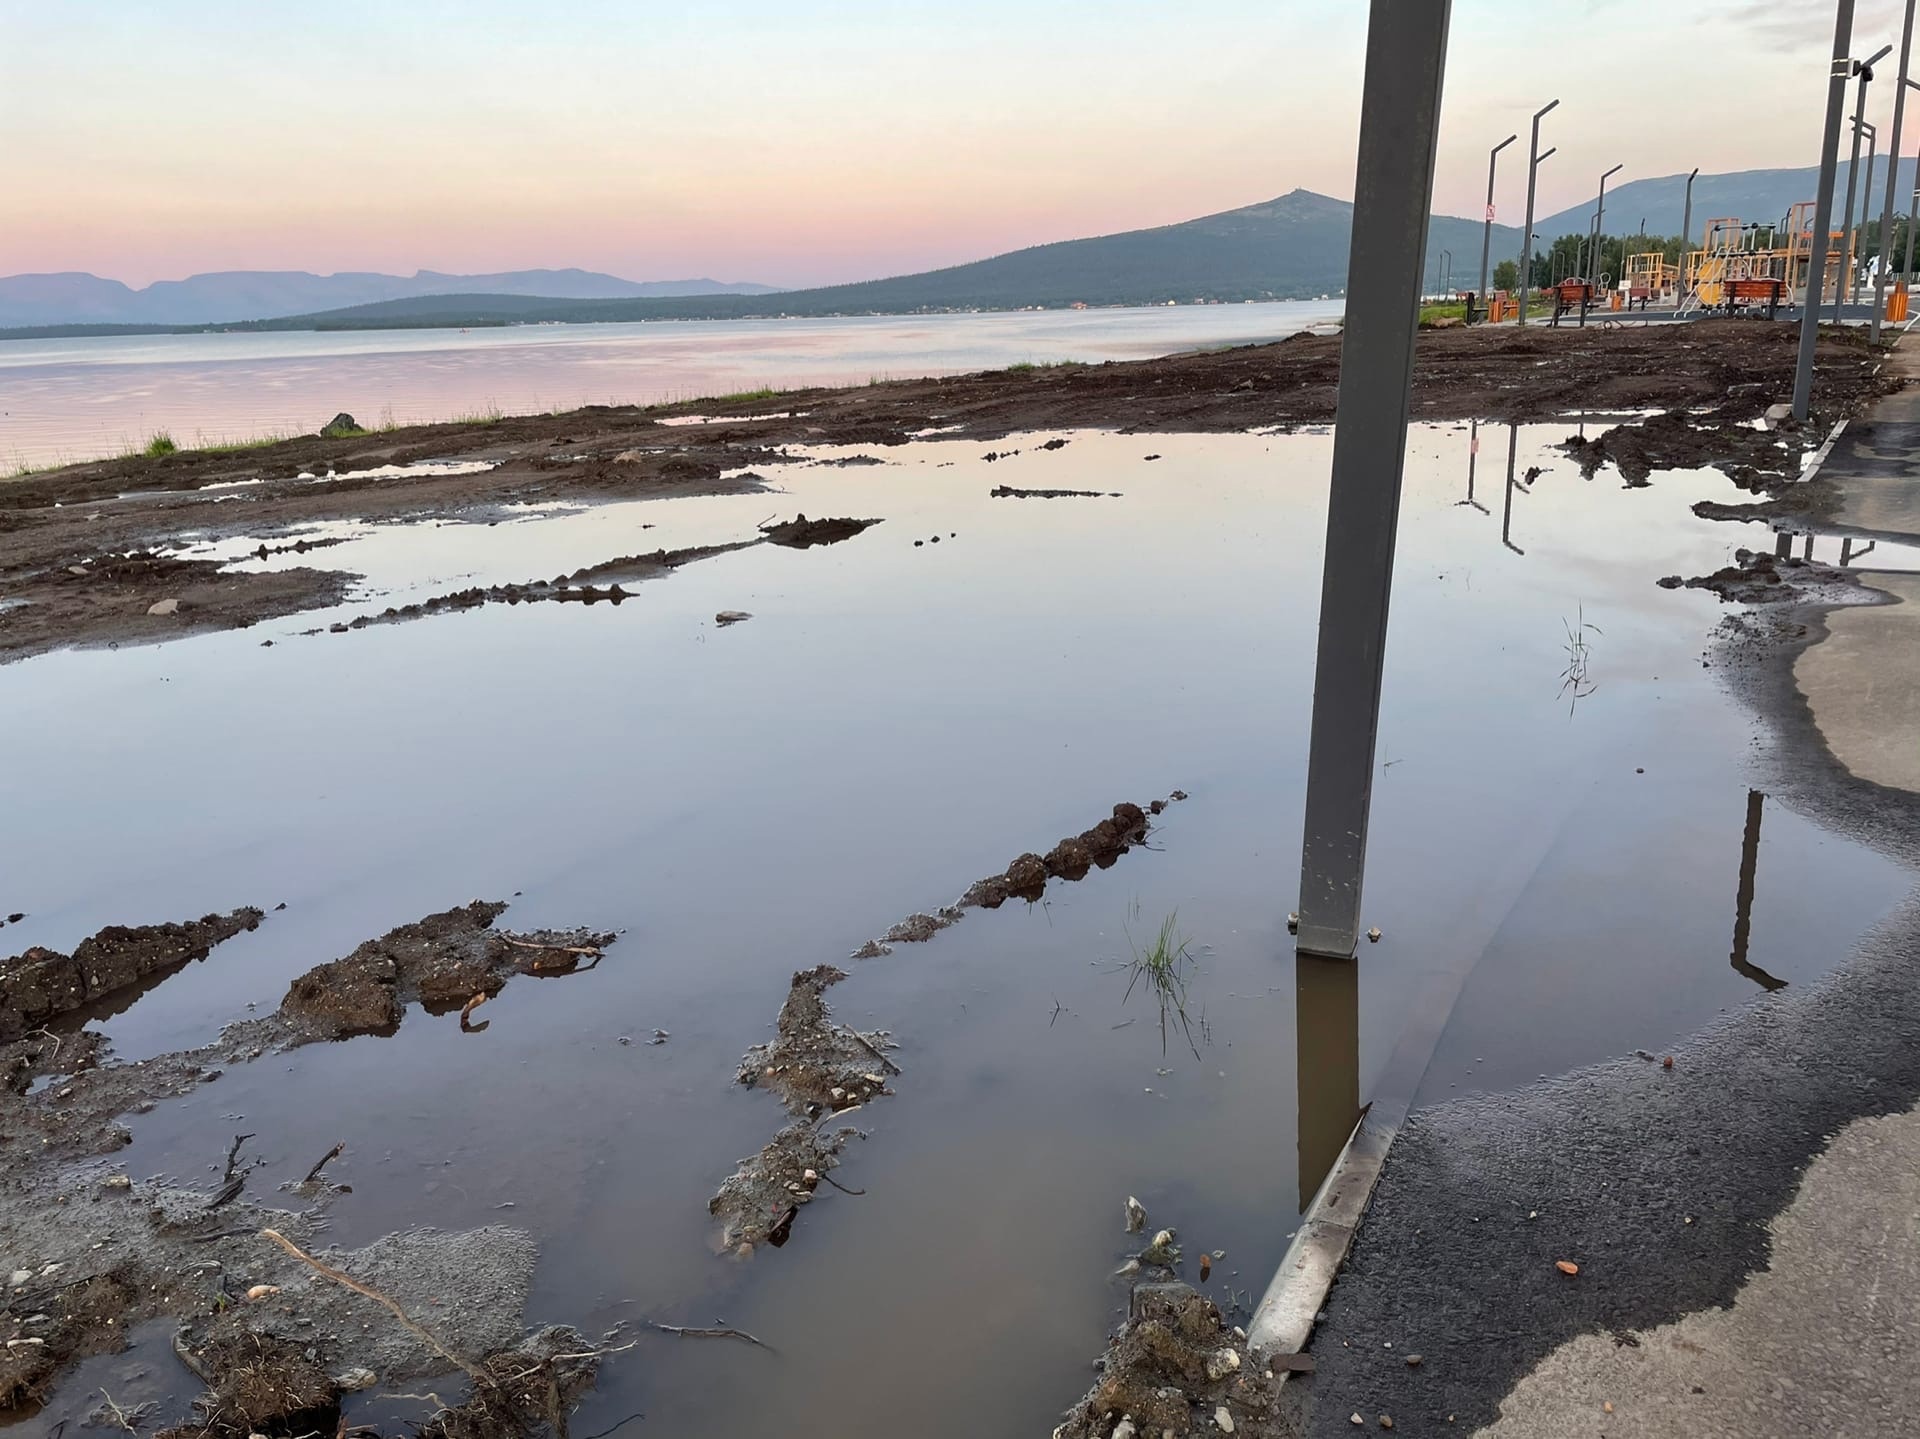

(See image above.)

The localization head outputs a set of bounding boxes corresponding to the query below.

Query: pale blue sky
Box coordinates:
[0,1,1904,286]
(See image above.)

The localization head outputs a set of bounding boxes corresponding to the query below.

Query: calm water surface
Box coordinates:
[0,303,1343,468]
[5,423,1910,1436]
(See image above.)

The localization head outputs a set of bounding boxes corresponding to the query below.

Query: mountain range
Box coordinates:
[0,269,781,328]
[2,161,1902,336]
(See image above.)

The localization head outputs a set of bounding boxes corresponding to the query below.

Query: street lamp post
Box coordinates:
[1852,117,1879,304]
[1877,0,1918,341]
[1478,133,1517,321]
[1679,167,1701,310]
[1795,2,1858,423]
[1581,164,1623,326]
[1518,99,1560,326]
[1905,76,1920,286]
[1837,43,1893,316]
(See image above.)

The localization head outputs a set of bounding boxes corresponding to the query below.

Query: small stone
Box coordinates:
[101,1175,131,1190]
[1112,1420,1137,1439]
[147,598,181,616]
[1214,1408,1234,1434]
[1405,1354,1423,1367]
[1125,1195,1147,1233]
[1380,1418,1394,1431]
[1205,1347,1241,1380]
[1350,1416,1365,1428]
[1366,927,1382,943]
[1603,1401,1615,1414]
[1555,1260,1580,1276]
[333,1367,377,1392]
[8,1270,29,1287]
[246,1284,281,1300]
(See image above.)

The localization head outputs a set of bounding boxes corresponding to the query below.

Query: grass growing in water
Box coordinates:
[1123,910,1201,1060]
[144,432,177,458]
[1559,606,1602,714]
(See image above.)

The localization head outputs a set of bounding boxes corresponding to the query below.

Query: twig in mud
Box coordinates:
[848,1028,901,1076]
[28,1027,62,1059]
[222,1132,256,1183]
[580,1411,647,1439]
[190,1226,256,1244]
[259,1228,480,1379]
[94,1389,155,1434]
[208,1175,247,1209]
[498,935,603,959]
[649,1322,774,1352]
[818,1171,866,1196]
[459,991,490,1032]
[302,1141,345,1185]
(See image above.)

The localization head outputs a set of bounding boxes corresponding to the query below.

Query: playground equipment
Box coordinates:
[1676,206,1852,316]
[1624,252,1678,308]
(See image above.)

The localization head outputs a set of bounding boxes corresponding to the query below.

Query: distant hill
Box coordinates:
[182,190,1520,333]
[1534,161,1919,243]
[0,269,781,327]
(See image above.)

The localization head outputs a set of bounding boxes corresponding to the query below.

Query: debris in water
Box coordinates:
[1125,1195,1147,1233]
[715,610,753,625]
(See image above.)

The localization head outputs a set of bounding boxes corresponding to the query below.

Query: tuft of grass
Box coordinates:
[144,432,177,458]
[1006,360,1085,374]
[1558,605,1602,714]
[1122,910,1202,1060]
[194,430,296,454]
[449,400,505,425]
[710,385,782,405]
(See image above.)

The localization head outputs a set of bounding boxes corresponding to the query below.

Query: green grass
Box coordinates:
[447,400,505,425]
[192,430,297,454]
[709,386,782,405]
[144,432,177,458]
[1418,302,1469,327]
[1122,910,1202,1060]
[1005,360,1086,373]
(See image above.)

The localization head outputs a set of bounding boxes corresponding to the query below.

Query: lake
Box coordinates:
[0,301,1344,470]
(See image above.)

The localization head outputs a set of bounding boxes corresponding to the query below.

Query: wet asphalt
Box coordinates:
[1291,386,1920,1435]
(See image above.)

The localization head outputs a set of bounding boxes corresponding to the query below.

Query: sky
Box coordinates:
[2,0,1911,289]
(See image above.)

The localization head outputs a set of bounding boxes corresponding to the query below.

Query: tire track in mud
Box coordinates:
[709,792,1186,1253]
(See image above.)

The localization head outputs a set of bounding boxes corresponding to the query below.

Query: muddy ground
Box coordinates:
[0,321,1889,663]
[0,902,623,1435]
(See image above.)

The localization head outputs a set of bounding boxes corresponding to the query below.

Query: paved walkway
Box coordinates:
[1291,340,1920,1438]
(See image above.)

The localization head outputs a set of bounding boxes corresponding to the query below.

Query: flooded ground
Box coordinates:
[5,418,1914,1436]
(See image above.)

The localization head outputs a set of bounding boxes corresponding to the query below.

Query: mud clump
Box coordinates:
[159,1332,340,1439]
[1561,408,1805,490]
[1055,1282,1287,1438]
[1661,549,1850,605]
[737,965,895,1114]
[280,901,613,1040]
[710,1118,861,1251]
[0,908,262,1042]
[990,485,1119,499]
[759,513,881,547]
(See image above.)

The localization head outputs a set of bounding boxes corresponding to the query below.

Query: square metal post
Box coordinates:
[1796,2,1858,423]
[1295,0,1453,960]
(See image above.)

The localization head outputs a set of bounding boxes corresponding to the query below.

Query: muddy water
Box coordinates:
[4,424,1911,1436]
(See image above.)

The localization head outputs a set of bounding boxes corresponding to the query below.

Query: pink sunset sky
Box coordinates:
[1,0,1903,289]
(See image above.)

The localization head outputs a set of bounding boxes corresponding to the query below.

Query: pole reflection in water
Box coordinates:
[1458,419,1490,513]
[1501,424,1525,555]
[1730,789,1789,992]
[1295,952,1361,1213]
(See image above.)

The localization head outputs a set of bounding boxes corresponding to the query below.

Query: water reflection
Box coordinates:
[1501,423,1526,555]
[1730,789,1788,992]
[1295,952,1360,1212]
[1457,420,1490,514]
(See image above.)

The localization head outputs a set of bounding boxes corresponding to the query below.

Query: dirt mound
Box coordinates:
[736,965,896,1114]
[1055,1280,1289,1438]
[1659,549,1852,604]
[1562,408,1805,489]
[159,1332,339,1439]
[709,1118,864,1252]
[758,514,881,547]
[280,901,613,1040]
[990,485,1119,499]
[0,908,262,1042]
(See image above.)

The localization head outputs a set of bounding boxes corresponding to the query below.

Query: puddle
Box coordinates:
[2,422,1910,1436]
[304,459,497,483]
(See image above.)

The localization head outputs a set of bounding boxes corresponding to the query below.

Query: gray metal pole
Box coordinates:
[1595,164,1622,280]
[1796,2,1858,423]
[1478,134,1516,320]
[1518,100,1560,326]
[1906,76,1920,283]
[1682,167,1700,255]
[1869,5,1915,343]
[1836,46,1890,316]
[1854,120,1878,304]
[1295,0,1453,960]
